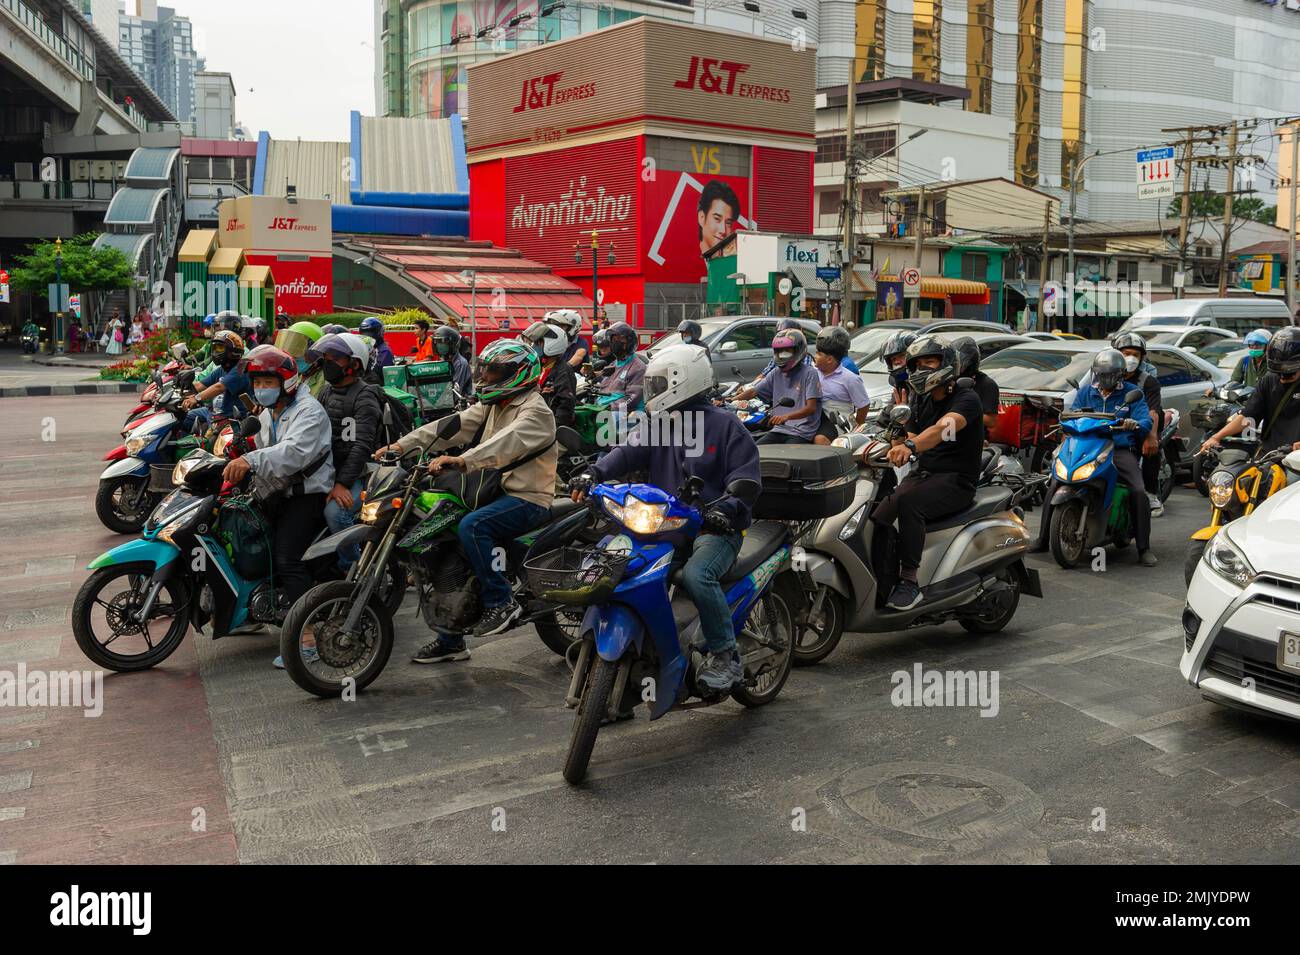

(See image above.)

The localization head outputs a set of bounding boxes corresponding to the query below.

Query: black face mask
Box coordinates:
[322,361,348,385]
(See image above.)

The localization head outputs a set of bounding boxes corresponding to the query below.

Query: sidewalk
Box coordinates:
[0,351,139,398]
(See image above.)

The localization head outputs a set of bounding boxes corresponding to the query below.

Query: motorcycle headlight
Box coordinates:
[125,434,153,456]
[157,500,204,546]
[172,455,203,486]
[360,495,402,524]
[1208,472,1235,509]
[603,496,685,535]
[1204,529,1255,588]
[1070,461,1097,482]
[1054,458,1068,479]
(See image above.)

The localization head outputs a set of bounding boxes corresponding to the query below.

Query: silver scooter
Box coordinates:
[789,404,1043,666]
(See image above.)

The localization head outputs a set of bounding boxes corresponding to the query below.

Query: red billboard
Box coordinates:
[243,253,334,317]
[642,170,751,284]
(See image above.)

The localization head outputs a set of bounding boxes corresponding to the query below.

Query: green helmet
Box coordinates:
[274,321,323,360]
[475,338,541,405]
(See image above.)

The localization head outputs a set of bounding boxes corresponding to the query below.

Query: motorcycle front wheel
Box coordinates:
[1049,498,1088,569]
[95,476,154,535]
[563,652,618,784]
[791,582,844,667]
[72,562,190,671]
[278,580,394,698]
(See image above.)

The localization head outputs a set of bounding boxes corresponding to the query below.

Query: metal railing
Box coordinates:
[1,0,95,82]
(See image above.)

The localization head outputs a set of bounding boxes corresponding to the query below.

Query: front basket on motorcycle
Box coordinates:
[523,545,629,607]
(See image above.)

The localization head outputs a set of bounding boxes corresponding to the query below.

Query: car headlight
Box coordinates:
[1070,461,1097,482]
[359,495,402,524]
[125,434,153,456]
[1208,472,1235,509]
[1054,458,1068,479]
[1204,529,1256,588]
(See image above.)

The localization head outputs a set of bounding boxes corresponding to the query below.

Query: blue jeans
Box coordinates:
[182,406,212,435]
[457,494,548,609]
[679,530,744,653]
[323,478,365,570]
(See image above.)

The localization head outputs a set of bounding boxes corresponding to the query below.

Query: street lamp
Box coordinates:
[458,269,477,360]
[575,231,616,326]
[54,237,64,354]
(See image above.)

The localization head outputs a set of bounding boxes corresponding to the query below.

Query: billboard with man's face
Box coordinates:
[642,171,750,283]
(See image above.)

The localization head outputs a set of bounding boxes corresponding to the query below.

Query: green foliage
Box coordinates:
[8,233,140,295]
[1166,194,1277,224]
[98,328,201,382]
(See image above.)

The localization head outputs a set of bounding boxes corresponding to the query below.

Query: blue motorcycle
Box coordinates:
[527,476,798,784]
[1047,388,1142,568]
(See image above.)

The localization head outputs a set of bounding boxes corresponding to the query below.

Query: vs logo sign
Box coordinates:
[690,145,720,175]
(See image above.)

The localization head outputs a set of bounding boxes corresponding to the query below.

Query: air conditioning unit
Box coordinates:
[92,160,113,180]
[114,160,127,179]
[71,160,92,181]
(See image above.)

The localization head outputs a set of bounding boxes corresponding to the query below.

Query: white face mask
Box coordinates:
[1124,355,1140,373]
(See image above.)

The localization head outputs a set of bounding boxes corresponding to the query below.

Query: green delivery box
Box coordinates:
[384,360,453,418]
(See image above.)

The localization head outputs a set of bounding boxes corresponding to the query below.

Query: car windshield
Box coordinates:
[1198,342,1246,368]
[1137,330,1181,344]
[647,320,730,353]
[980,347,1097,391]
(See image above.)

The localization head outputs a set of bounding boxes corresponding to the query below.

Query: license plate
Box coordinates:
[1279,632,1300,676]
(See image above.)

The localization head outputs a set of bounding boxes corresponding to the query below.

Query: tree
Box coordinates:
[8,233,139,297]
[1166,193,1277,224]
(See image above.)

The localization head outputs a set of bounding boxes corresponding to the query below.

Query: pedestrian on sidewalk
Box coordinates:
[105,311,125,356]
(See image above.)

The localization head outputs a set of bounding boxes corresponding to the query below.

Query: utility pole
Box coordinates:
[911,185,926,319]
[1288,122,1298,315]
[1218,120,1238,296]
[1039,202,1053,333]
[840,36,859,328]
[1176,128,1194,300]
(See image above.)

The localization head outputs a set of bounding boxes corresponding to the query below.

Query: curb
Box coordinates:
[0,383,141,398]
[29,358,120,370]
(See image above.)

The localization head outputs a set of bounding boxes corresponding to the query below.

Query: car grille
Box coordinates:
[1247,575,1300,614]
[1203,629,1300,704]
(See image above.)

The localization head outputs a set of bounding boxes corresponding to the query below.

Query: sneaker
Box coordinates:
[886,580,923,611]
[1148,493,1165,518]
[272,646,318,670]
[697,649,743,694]
[470,599,523,638]
[411,636,470,664]
[1139,549,1158,567]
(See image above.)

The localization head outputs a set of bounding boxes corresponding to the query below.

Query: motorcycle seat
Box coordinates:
[926,486,1013,532]
[670,520,788,588]
[547,497,585,519]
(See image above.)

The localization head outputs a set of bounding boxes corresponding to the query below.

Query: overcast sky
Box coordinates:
[160,0,376,141]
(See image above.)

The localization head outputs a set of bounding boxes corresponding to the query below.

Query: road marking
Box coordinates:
[0,740,38,754]
[0,808,25,822]
[0,772,32,795]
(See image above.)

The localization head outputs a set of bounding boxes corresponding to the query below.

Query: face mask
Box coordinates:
[682,336,695,346]
[1250,348,1264,358]
[322,361,348,384]
[254,386,281,407]
[891,368,909,388]
[1124,355,1140,373]
[297,358,312,374]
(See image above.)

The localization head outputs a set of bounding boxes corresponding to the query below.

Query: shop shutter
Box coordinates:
[752,146,812,233]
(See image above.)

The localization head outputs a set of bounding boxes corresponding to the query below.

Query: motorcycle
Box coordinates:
[1046,389,1143,569]
[21,329,40,354]
[1183,437,1292,584]
[1188,383,1253,497]
[97,369,204,534]
[277,424,595,698]
[785,406,1041,666]
[535,473,804,784]
[125,344,196,426]
[1152,408,1182,506]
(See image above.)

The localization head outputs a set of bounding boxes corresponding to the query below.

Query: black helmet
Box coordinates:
[904,335,957,396]
[1265,326,1300,377]
[1110,331,1146,357]
[951,336,980,377]
[882,330,918,367]
[1092,348,1126,392]
[607,321,637,360]
[676,319,703,345]
[776,317,802,331]
[215,310,242,333]
[593,327,609,349]
[432,324,461,358]
[320,323,347,335]
[815,325,851,361]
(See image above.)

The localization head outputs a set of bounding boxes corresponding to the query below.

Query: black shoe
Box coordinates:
[411,637,469,664]
[886,580,923,611]
[470,599,523,637]
[1139,549,1158,567]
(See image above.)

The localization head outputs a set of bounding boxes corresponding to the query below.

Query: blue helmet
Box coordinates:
[1245,328,1272,349]
[202,314,217,327]
[358,317,385,341]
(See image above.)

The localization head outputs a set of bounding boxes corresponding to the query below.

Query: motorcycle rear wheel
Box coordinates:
[732,583,795,707]
[959,570,1021,634]
[279,580,394,698]
[563,652,618,784]
[72,562,190,671]
[1049,499,1088,569]
[95,476,153,535]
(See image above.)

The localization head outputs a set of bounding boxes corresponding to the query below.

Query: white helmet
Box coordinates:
[523,321,567,359]
[643,344,713,416]
[544,308,583,342]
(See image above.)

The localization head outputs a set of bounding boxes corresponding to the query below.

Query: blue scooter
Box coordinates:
[1047,388,1142,568]
[527,476,798,784]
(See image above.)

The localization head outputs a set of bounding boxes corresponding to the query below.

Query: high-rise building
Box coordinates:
[117,2,202,126]
[80,0,120,46]
[194,71,237,140]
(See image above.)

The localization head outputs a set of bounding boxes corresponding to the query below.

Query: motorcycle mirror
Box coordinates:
[1123,390,1141,405]
[1065,376,1080,390]
[725,478,761,506]
[555,425,584,453]
[177,369,196,389]
[777,396,796,408]
[434,413,462,441]
[239,417,262,438]
[889,404,912,426]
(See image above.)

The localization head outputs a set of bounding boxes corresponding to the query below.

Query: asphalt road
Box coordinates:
[3,393,1300,864]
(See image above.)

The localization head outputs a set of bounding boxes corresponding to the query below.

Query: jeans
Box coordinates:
[872,472,975,572]
[457,494,548,609]
[182,406,212,435]
[323,478,365,570]
[274,492,328,605]
[679,530,744,653]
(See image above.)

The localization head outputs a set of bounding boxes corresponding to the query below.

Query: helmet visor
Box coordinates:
[643,374,669,409]
[274,329,314,359]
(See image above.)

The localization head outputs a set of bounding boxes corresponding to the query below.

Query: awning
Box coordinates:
[209,247,244,275]
[239,264,273,287]
[179,230,217,264]
[124,147,180,183]
[105,187,168,226]
[92,233,153,272]
[434,291,593,323]
[1005,280,1040,302]
[877,275,990,299]
[405,269,578,294]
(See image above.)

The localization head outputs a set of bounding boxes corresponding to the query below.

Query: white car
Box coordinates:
[1182,463,1300,721]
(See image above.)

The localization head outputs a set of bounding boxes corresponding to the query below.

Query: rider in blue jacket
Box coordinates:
[1032,348,1156,565]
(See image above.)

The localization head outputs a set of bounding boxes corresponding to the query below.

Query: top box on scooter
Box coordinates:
[754,445,857,520]
[384,360,454,412]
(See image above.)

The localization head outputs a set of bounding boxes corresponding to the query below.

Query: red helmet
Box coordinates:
[238,344,301,396]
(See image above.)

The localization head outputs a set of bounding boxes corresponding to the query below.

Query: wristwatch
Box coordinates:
[904,439,917,453]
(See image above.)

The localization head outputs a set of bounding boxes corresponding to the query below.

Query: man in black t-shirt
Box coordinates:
[870,337,983,611]
[1201,326,1300,456]
[953,337,1000,435]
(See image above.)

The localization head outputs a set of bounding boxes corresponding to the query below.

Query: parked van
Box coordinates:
[1117,297,1292,336]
